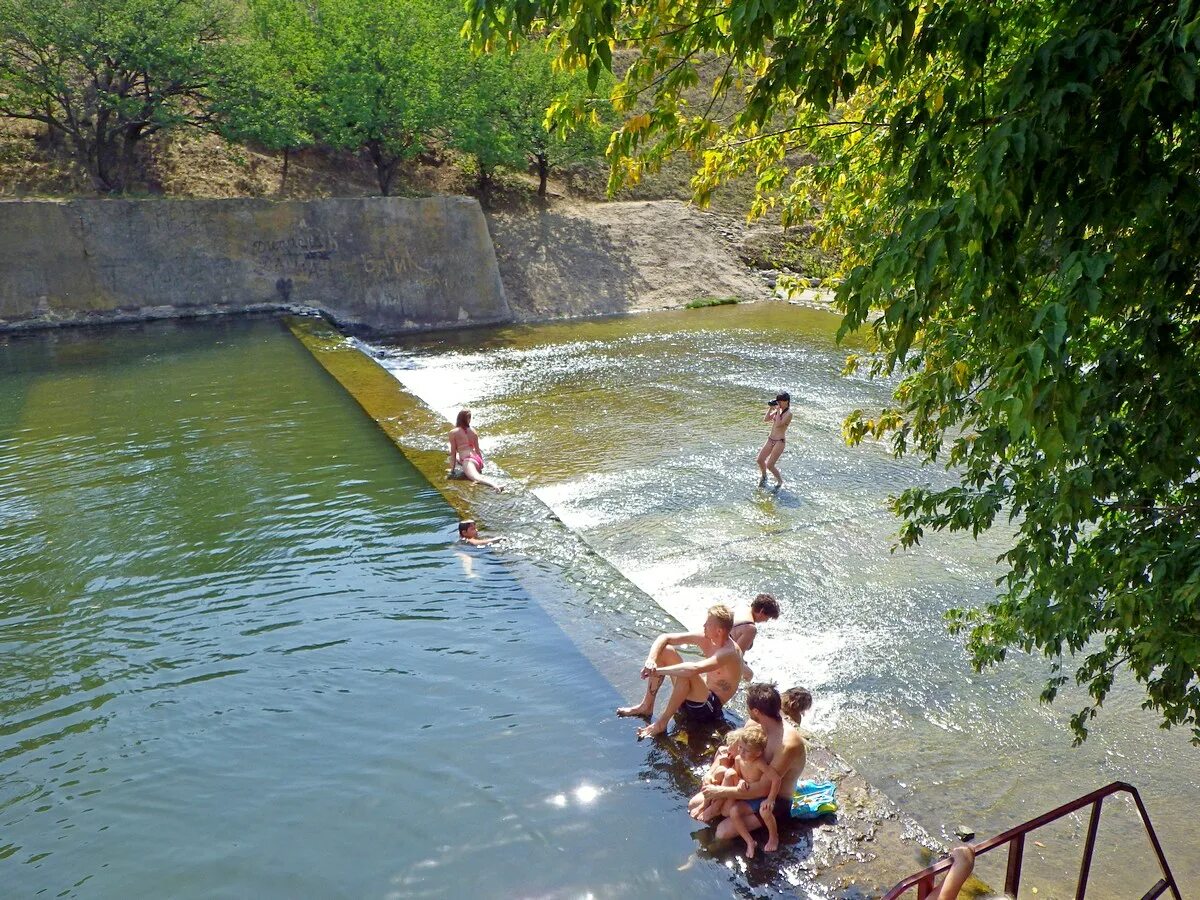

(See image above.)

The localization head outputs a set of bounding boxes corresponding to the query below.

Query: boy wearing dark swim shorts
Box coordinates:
[617,605,743,740]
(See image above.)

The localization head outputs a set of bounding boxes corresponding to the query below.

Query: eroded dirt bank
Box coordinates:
[486,198,775,318]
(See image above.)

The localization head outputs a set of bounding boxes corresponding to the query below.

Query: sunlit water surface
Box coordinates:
[0,319,761,899]
[378,303,1198,896]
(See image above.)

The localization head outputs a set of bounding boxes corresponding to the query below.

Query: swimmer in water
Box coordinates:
[448,409,504,492]
[756,391,792,488]
[458,520,502,547]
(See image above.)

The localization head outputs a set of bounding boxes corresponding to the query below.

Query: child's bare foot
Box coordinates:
[697,803,721,822]
[764,836,779,853]
[744,837,757,859]
[616,702,651,718]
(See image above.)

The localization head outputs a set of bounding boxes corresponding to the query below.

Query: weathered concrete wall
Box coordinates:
[0,197,510,333]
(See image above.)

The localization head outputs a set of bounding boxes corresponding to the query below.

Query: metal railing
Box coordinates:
[882,782,1182,900]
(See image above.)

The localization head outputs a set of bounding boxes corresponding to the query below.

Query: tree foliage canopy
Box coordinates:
[451,43,614,194]
[312,0,464,195]
[0,0,229,189]
[214,0,320,170]
[0,0,615,195]
[470,0,1200,743]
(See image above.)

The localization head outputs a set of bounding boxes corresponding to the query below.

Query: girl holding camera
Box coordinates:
[757,392,792,487]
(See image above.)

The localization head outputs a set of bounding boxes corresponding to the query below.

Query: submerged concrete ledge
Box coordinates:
[0,197,510,334]
[286,312,950,896]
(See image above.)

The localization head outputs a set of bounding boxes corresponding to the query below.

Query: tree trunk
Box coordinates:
[379,161,397,196]
[42,118,62,150]
[280,147,290,193]
[537,154,549,197]
[94,140,120,192]
[92,111,117,191]
[367,141,398,196]
[119,129,142,190]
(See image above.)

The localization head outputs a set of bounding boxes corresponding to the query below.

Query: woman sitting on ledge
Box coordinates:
[448,408,504,492]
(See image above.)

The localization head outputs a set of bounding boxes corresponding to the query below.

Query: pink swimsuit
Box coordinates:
[451,428,484,472]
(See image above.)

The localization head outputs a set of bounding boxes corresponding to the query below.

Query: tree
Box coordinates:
[314,0,460,195]
[470,0,1200,744]
[450,43,613,195]
[446,43,525,192]
[0,0,230,191]
[509,45,613,197]
[214,0,320,191]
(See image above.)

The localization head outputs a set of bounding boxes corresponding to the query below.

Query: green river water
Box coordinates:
[0,318,764,899]
[377,302,1198,897]
[1,308,1194,898]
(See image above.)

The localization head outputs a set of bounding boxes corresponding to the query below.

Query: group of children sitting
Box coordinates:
[695,719,979,892]
[690,722,780,858]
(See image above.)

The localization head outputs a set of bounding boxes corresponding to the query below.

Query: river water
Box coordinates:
[0,318,761,899]
[377,302,1198,896]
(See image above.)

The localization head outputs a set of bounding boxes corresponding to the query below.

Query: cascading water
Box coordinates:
[375,302,1199,895]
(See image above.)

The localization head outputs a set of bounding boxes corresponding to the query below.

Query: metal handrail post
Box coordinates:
[1005,833,1025,896]
[1075,798,1103,900]
[1128,787,1183,899]
[880,782,1182,900]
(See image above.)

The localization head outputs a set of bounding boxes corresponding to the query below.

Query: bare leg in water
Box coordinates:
[724,798,757,858]
[756,440,772,485]
[461,458,504,492]
[763,439,785,487]
[616,645,711,739]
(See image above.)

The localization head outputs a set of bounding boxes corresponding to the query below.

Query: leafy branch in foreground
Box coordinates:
[469,0,1200,744]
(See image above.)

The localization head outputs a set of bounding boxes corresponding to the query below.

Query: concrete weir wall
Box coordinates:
[0,197,510,333]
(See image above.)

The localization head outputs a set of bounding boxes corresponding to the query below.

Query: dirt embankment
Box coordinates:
[485,198,778,319]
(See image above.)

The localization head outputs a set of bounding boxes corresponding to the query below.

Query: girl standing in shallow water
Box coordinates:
[757,391,792,487]
[448,409,504,492]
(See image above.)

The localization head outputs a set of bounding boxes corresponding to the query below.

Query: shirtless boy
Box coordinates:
[617,605,743,740]
[717,723,780,858]
[458,520,502,547]
[730,593,781,682]
[689,728,743,821]
[756,391,793,487]
[696,683,806,853]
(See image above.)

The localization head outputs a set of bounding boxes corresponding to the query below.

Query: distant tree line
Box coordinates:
[0,0,614,194]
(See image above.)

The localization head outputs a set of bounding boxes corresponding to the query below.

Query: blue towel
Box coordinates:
[790,779,838,819]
